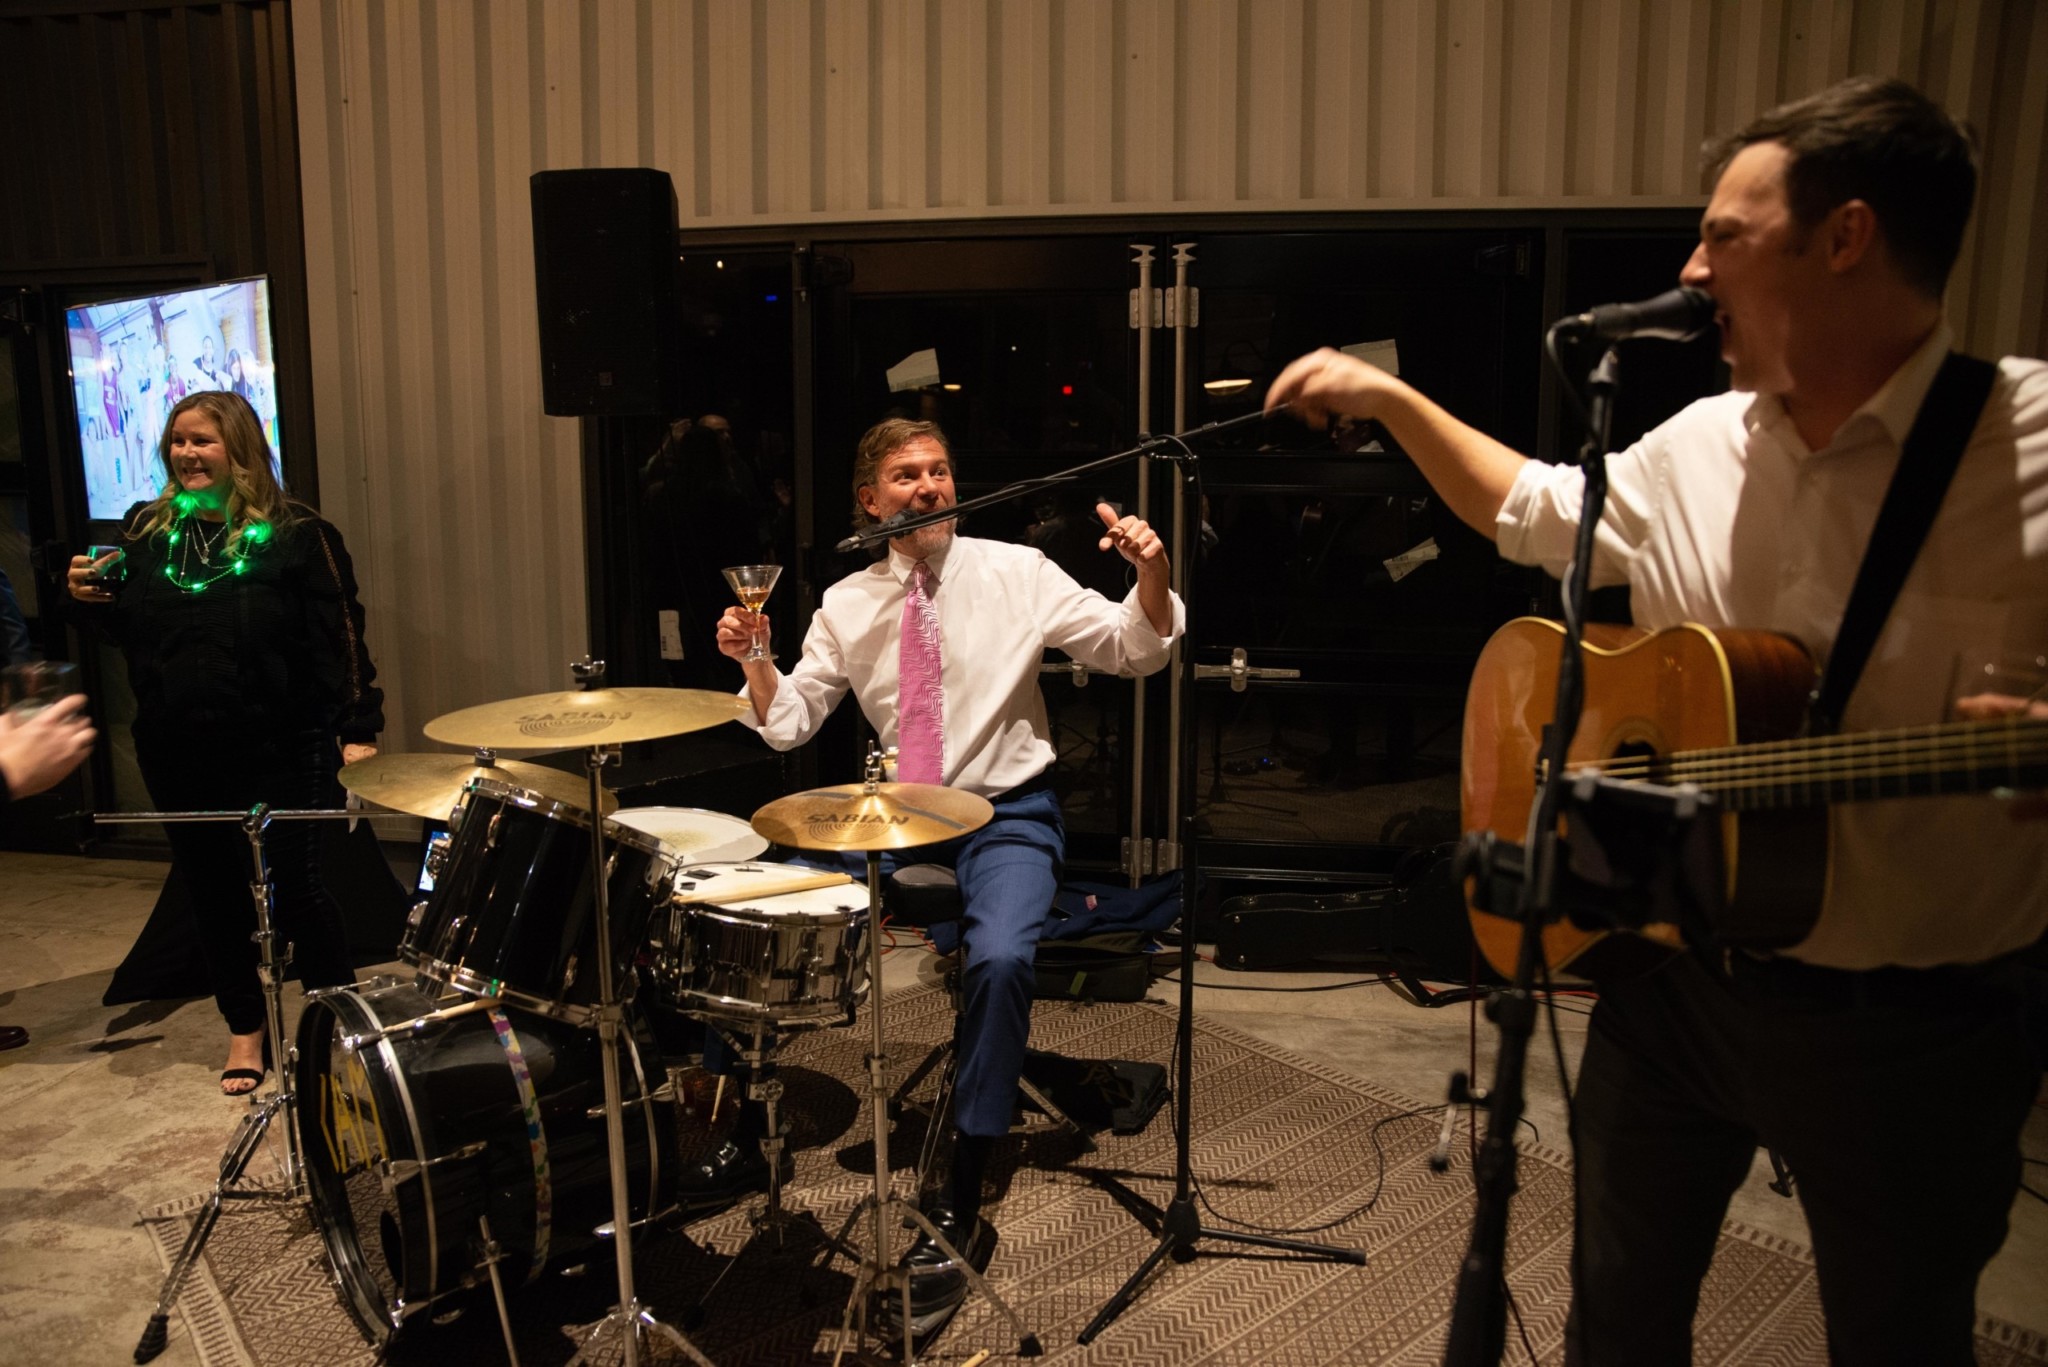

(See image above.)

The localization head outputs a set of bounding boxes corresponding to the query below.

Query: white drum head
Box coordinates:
[609,807,768,864]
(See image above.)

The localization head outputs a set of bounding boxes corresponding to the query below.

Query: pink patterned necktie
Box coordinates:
[896,559,945,784]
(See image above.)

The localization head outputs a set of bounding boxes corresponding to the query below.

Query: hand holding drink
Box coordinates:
[722,565,782,662]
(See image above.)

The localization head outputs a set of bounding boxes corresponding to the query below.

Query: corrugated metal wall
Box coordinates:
[294,0,2048,748]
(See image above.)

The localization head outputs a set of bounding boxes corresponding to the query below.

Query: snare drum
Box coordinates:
[649,862,869,1027]
[610,806,768,865]
[401,778,672,1024]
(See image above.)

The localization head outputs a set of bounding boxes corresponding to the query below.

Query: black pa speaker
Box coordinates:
[530,168,683,416]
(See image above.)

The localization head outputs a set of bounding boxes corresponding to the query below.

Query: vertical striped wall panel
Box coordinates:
[294,0,2048,748]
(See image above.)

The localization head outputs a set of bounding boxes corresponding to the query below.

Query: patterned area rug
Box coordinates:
[142,983,2048,1366]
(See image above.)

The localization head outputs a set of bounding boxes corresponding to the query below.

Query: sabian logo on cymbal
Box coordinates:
[806,812,910,842]
[517,711,631,739]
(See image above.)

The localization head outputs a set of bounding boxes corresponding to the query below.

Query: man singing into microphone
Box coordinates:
[710,416,1182,1327]
[1269,77,2046,1365]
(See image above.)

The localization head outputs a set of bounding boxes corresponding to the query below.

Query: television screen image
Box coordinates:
[65,277,283,522]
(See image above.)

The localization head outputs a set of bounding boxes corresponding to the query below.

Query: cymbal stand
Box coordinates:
[565,661,716,1367]
[819,758,1041,1366]
[106,804,351,1364]
[684,1020,859,1327]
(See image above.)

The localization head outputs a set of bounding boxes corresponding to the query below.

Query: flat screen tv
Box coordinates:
[65,276,283,522]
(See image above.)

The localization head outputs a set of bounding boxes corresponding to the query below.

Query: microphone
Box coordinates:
[1559,286,1716,343]
[832,509,917,555]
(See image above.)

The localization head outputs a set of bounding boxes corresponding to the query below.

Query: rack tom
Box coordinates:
[401,778,672,1023]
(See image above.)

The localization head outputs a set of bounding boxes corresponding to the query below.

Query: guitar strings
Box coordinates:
[1574,718,2047,793]
[1592,735,2048,786]
[1593,747,2048,793]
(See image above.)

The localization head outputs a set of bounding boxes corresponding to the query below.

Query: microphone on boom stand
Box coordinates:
[1558,285,1717,343]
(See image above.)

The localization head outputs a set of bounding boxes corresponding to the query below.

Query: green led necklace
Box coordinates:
[162,494,272,593]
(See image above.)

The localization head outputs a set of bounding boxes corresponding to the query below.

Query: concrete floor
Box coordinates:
[0,849,2042,1366]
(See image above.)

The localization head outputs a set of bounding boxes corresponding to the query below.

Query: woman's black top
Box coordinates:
[91,502,384,755]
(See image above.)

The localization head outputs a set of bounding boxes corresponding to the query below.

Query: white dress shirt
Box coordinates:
[741,535,1185,798]
[1496,324,2048,969]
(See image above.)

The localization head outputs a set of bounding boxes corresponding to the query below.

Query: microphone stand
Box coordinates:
[1076,412,1367,1347]
[1441,336,1619,1366]
[830,408,1273,555]
[835,403,1369,1344]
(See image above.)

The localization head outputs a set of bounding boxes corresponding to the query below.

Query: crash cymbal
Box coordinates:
[340,752,618,822]
[749,783,995,852]
[422,688,752,749]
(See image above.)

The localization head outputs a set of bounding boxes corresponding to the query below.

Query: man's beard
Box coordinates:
[893,514,956,560]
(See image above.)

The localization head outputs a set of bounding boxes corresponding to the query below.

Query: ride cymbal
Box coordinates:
[340,752,618,822]
[750,783,995,852]
[423,688,752,749]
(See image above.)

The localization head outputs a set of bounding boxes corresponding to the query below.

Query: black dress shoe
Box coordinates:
[0,1025,27,1052]
[894,1203,997,1320]
[675,1139,792,1211]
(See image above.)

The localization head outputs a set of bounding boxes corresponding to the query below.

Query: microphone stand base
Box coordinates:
[1075,1191,1367,1345]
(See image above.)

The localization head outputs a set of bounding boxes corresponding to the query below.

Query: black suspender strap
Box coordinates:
[1805,351,1998,737]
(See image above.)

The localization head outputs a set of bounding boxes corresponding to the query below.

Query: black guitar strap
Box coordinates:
[1805,351,1998,737]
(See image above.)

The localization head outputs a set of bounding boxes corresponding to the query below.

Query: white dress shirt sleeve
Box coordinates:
[738,612,852,751]
[1494,434,1665,587]
[1028,552,1185,677]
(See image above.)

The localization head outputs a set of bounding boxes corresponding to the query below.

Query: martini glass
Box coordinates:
[723,564,783,661]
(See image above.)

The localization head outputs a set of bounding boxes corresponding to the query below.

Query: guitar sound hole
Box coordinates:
[1610,739,1663,782]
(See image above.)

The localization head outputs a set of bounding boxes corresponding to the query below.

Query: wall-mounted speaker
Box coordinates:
[530,168,683,417]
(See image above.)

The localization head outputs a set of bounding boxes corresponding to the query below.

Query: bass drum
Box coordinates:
[296,980,675,1346]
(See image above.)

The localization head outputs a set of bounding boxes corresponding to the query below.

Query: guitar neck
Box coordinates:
[1618,716,2048,812]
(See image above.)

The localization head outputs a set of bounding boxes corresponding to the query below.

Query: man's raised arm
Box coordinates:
[1265,347,1532,541]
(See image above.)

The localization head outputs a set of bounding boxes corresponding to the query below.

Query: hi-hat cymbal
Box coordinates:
[423,688,752,749]
[340,752,618,822]
[750,783,995,852]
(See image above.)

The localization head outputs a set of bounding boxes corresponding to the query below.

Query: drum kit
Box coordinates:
[126,666,1040,1367]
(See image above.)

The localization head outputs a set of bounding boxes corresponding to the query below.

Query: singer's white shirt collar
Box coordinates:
[1741,321,1952,459]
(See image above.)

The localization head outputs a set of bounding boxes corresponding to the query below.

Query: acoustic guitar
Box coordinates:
[1461,617,2048,979]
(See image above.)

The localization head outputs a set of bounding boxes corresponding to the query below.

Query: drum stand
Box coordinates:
[818,842,1042,1367]
[110,804,344,1364]
[565,722,716,1367]
[682,1021,859,1327]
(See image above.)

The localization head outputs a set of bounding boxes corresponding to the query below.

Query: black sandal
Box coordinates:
[219,1067,266,1096]
[220,1033,272,1096]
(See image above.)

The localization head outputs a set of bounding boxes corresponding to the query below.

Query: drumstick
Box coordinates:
[962,1352,992,1367]
[691,868,856,901]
